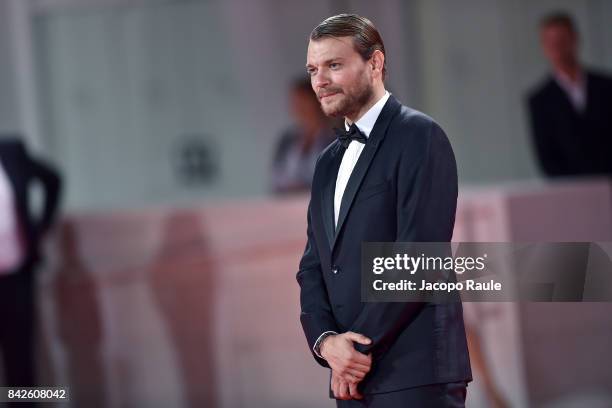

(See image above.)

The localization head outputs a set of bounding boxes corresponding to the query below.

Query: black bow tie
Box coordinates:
[334,124,367,148]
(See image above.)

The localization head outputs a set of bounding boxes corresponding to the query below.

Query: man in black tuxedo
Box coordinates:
[298,14,471,407]
[0,136,62,387]
[527,12,612,177]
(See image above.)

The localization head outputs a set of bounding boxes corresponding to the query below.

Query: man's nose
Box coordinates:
[312,71,330,90]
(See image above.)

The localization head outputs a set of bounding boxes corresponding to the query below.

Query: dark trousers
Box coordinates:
[0,268,36,387]
[336,381,468,408]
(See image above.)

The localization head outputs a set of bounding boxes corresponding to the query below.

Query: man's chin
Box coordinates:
[321,103,346,118]
[324,110,343,118]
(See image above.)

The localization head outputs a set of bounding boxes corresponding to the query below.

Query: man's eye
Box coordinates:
[330,63,340,69]
[307,68,316,76]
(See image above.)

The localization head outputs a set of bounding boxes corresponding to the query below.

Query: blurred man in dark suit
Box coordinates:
[527,12,612,177]
[0,135,61,387]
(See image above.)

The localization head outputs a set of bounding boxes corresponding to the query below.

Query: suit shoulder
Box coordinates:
[527,76,555,104]
[392,105,449,139]
[586,69,612,87]
[388,105,451,155]
[393,105,437,132]
[0,135,26,155]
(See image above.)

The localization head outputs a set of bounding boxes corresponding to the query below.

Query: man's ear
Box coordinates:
[370,50,385,79]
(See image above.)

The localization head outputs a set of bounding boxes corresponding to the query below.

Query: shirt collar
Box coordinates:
[345,90,390,137]
[553,68,585,91]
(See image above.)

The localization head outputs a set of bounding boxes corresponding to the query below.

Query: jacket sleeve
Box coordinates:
[527,95,566,177]
[297,200,340,368]
[349,121,458,360]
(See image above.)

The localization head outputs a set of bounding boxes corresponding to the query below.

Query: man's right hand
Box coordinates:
[320,331,372,383]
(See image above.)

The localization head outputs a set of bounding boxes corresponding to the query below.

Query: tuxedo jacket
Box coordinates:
[0,136,62,272]
[297,96,472,395]
[527,70,612,177]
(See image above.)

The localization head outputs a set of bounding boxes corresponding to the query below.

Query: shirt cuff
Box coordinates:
[313,331,338,359]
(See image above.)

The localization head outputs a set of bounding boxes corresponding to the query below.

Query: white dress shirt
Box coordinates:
[313,90,390,359]
[554,69,587,113]
[0,159,23,275]
[334,91,390,227]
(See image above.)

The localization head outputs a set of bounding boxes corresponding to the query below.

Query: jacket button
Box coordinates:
[332,266,339,274]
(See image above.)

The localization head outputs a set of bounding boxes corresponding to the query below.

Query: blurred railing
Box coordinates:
[27,178,612,408]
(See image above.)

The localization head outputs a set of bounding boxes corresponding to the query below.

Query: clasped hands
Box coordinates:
[320,331,372,400]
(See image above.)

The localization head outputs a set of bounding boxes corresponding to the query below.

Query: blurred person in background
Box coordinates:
[298,14,471,407]
[0,135,62,389]
[271,77,335,194]
[527,12,612,178]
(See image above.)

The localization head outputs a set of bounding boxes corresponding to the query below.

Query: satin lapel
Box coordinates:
[320,141,345,250]
[332,96,401,251]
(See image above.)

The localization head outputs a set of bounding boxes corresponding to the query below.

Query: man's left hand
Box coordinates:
[331,369,364,400]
